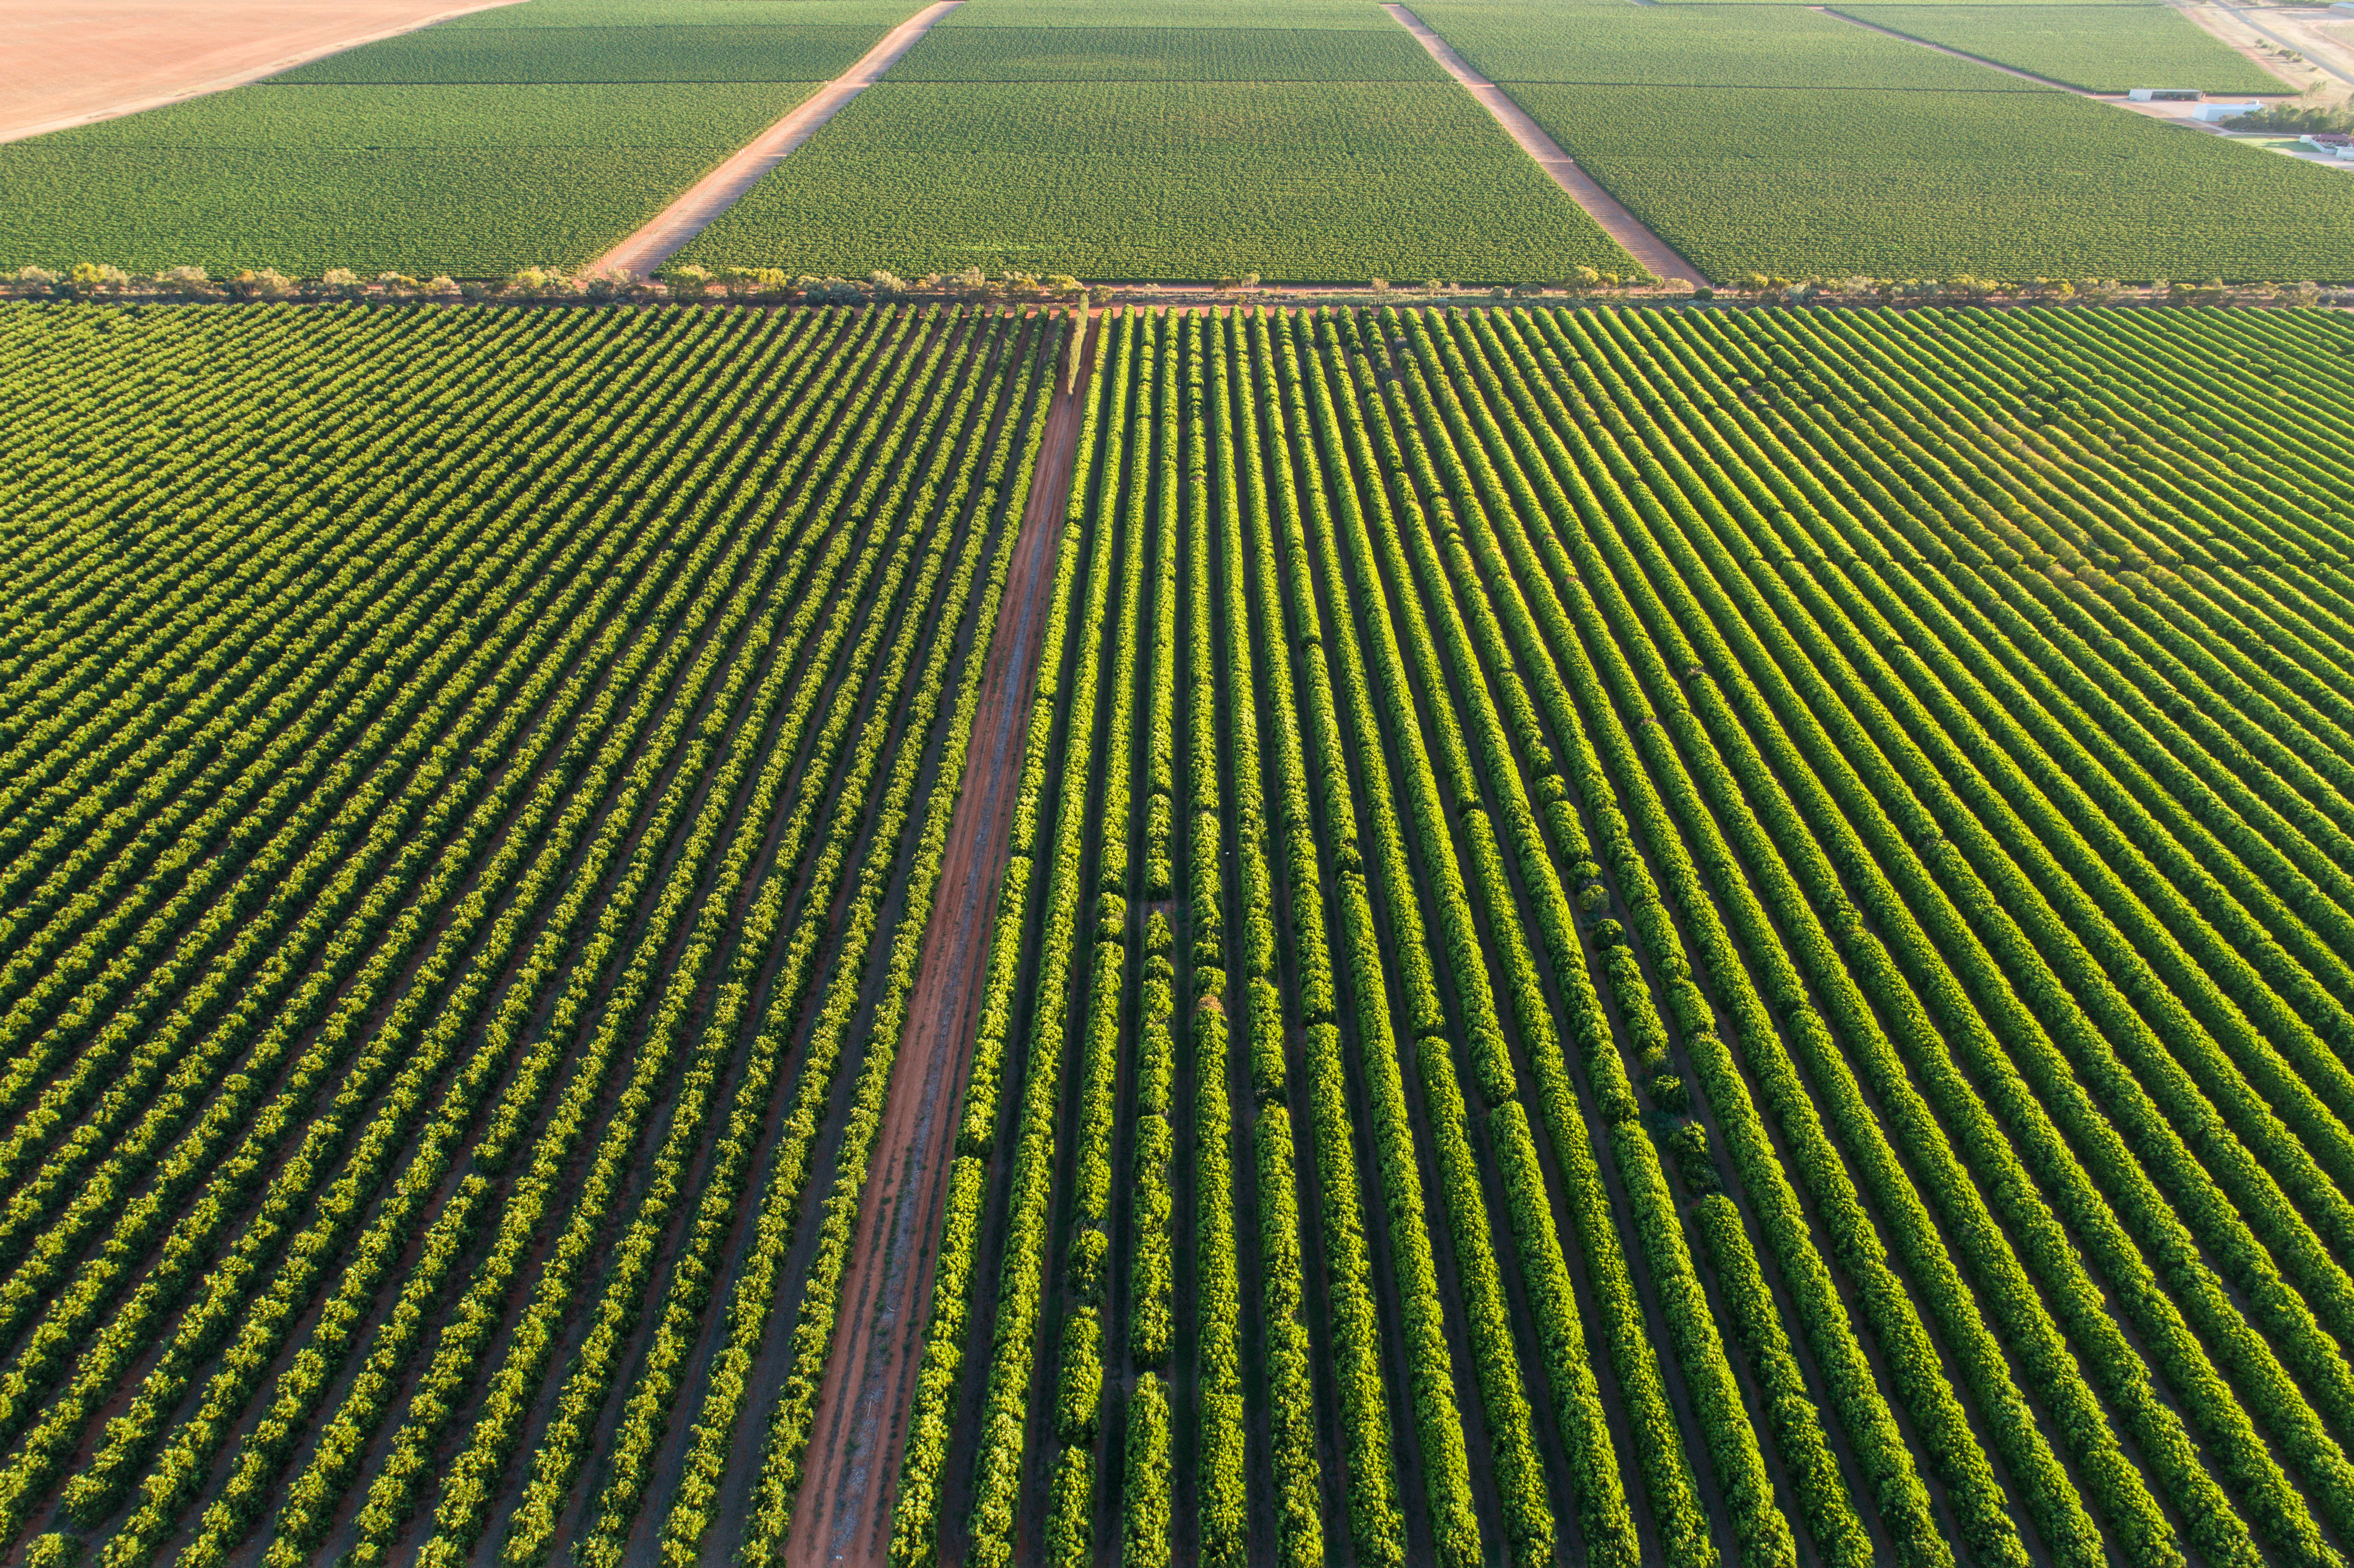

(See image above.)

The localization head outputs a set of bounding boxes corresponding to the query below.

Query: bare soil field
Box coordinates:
[2188,4,2354,96]
[0,0,524,144]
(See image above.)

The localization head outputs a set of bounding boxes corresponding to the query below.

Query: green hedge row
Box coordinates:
[1209,313,1323,1568]
[1129,925,1176,1367]
[1121,1373,1171,1568]
[1178,312,1248,1568]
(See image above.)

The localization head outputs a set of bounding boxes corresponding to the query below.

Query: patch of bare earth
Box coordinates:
[779,317,1095,1568]
[0,0,526,145]
[2181,4,2354,99]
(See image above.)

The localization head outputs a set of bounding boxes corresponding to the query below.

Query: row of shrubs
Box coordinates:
[0,263,1088,304]
[22,262,2346,309]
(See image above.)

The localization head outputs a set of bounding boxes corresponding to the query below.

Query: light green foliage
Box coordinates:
[940,0,1399,29]
[678,81,1632,280]
[1418,0,2038,89]
[889,24,1443,78]
[271,23,891,81]
[30,81,798,149]
[1513,84,2354,279]
[0,0,923,274]
[0,83,818,273]
[442,0,916,23]
[1837,6,2284,94]
[1655,0,2157,9]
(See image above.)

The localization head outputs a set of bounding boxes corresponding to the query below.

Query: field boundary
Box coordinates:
[0,0,528,145]
[1380,4,1706,284]
[590,0,962,278]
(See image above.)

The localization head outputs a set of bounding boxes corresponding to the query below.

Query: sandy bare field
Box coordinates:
[0,0,524,145]
[2187,4,2354,97]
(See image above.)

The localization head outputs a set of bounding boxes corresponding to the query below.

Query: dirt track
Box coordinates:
[781,314,1094,1568]
[0,0,524,145]
[591,0,962,279]
[1381,3,1705,285]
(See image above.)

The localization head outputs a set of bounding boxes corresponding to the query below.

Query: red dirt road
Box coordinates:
[0,0,524,145]
[782,315,1095,1568]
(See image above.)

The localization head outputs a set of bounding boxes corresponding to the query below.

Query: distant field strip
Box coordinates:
[1384,3,1703,280]
[269,23,900,81]
[934,0,1400,27]
[1398,0,2349,279]
[591,0,968,277]
[1834,5,2284,95]
[1504,83,2354,279]
[1413,0,2047,88]
[0,0,928,274]
[887,24,1444,78]
[0,81,823,274]
[678,78,1635,280]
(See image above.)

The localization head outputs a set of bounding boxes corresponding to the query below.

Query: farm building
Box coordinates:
[2129,87,2204,101]
[2190,100,2264,121]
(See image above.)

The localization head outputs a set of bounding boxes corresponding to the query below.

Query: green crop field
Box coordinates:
[896,297,2354,1568]
[0,82,819,274]
[674,81,1634,280]
[887,24,1443,79]
[1838,5,2286,94]
[0,0,936,277]
[268,23,895,81]
[1507,84,2354,280]
[436,0,918,23]
[21,0,2354,1564]
[1414,0,2045,89]
[0,295,1068,1568]
[935,0,1400,28]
